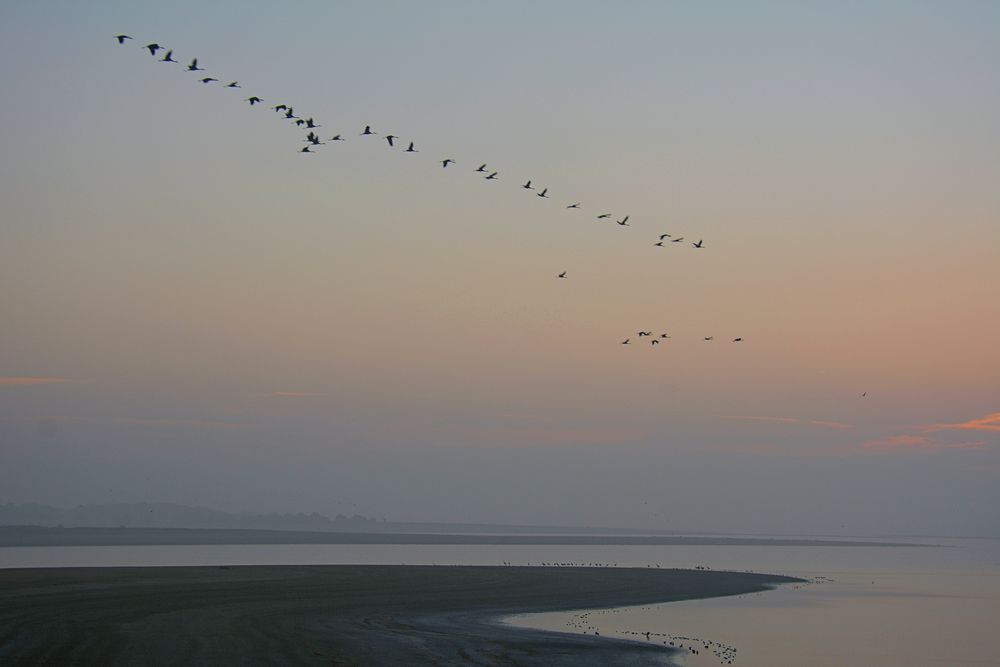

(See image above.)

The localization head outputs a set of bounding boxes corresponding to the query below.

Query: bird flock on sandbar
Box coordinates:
[112,34,745,347]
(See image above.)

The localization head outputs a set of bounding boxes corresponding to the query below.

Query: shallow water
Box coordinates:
[2,536,998,666]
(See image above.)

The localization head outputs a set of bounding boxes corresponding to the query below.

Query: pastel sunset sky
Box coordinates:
[1,1,997,536]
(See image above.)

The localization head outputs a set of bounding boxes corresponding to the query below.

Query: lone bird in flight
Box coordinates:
[558,271,567,278]
[186,58,204,72]
[245,96,263,105]
[361,125,375,135]
[537,188,549,198]
[692,240,704,248]
[704,336,714,341]
[145,43,162,56]
[441,159,455,168]
[385,134,397,147]
[159,50,177,63]
[114,34,131,44]
[405,142,417,153]
[621,339,630,345]
[733,337,743,342]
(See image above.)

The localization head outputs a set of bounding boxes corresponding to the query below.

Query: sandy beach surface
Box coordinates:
[0,565,799,666]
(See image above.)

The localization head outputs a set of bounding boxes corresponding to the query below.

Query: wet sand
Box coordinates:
[0,565,800,666]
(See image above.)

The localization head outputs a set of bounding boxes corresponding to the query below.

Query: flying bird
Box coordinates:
[558,271,567,278]
[294,119,307,126]
[385,135,397,147]
[272,104,288,112]
[245,96,263,105]
[159,50,177,63]
[441,159,455,167]
[361,125,375,135]
[485,172,498,180]
[300,146,314,153]
[225,81,241,88]
[522,180,533,190]
[114,35,131,44]
[304,118,318,128]
[329,134,344,141]
[475,164,488,172]
[651,339,660,346]
[537,188,548,198]
[704,336,714,341]
[637,331,652,337]
[145,43,162,56]
[654,241,664,247]
[567,203,580,208]
[597,213,611,219]
[186,58,204,72]
[861,392,867,398]
[621,339,630,345]
[733,337,743,342]
[671,237,684,243]
[692,240,704,248]
[660,333,670,339]
[659,233,671,240]
[405,142,417,152]
[283,108,296,119]
[616,216,630,226]
[199,77,218,84]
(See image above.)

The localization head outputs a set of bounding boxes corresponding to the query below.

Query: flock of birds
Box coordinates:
[111,34,747,347]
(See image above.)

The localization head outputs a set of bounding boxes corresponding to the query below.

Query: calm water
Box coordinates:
[2,537,998,666]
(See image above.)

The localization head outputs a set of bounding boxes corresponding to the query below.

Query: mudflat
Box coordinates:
[0,565,800,666]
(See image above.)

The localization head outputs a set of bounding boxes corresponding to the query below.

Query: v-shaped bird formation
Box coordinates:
[113,34,743,347]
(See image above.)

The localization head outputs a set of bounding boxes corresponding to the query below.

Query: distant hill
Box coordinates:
[0,502,674,536]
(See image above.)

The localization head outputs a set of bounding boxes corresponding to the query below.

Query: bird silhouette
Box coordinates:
[186,58,204,72]
[114,35,132,44]
[558,271,567,278]
[304,118,318,128]
[654,241,664,247]
[651,339,660,346]
[704,336,714,341]
[245,96,263,105]
[283,108,296,119]
[638,331,652,337]
[361,125,375,135]
[485,172,498,180]
[145,43,162,56]
[861,392,867,397]
[537,188,548,198]
[616,216,630,226]
[733,337,743,342]
[226,81,241,88]
[659,233,671,240]
[522,180,533,190]
[199,77,218,84]
[272,104,288,112]
[159,50,177,63]
[441,159,455,167]
[385,135,397,147]
[405,142,417,152]
[300,146,314,153]
[567,203,580,208]
[475,164,488,172]
[329,134,344,141]
[597,214,611,219]
[622,339,630,345]
[671,237,684,243]
[692,240,704,248]
[294,119,307,127]
[660,333,670,339]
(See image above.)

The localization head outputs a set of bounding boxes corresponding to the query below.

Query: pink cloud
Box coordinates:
[924,411,1000,433]
[723,415,851,429]
[0,377,90,386]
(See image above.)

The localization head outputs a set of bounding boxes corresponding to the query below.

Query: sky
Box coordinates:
[1,1,998,537]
